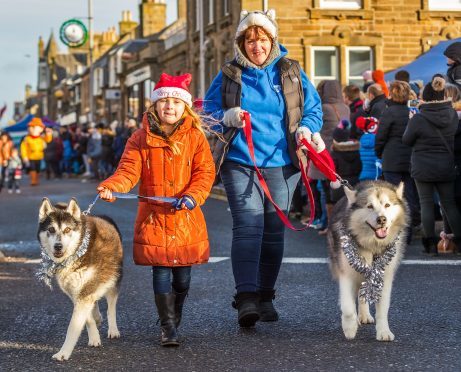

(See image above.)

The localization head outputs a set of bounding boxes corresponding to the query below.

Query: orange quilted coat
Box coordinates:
[99,114,215,266]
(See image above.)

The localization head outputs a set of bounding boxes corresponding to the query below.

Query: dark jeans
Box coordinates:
[414,180,461,238]
[220,161,300,293]
[7,169,20,191]
[152,266,191,294]
[383,172,421,226]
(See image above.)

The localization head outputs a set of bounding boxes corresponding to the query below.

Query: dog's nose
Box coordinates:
[376,216,387,225]
[54,243,63,251]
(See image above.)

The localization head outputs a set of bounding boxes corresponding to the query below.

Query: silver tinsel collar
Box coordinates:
[339,224,400,304]
[36,229,91,289]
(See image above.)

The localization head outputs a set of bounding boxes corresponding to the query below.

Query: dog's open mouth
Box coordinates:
[367,222,388,239]
[53,251,64,258]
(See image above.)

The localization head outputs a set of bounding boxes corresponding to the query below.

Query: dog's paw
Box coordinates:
[108,328,120,339]
[342,318,358,340]
[376,328,395,341]
[358,313,375,324]
[88,337,102,347]
[52,351,71,361]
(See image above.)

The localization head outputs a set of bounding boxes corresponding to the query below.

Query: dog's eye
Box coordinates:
[384,203,391,208]
[48,227,55,234]
[63,227,71,234]
[367,204,373,209]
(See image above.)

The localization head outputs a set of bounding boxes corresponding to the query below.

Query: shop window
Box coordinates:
[428,0,461,10]
[346,47,373,87]
[311,47,338,87]
[318,0,362,9]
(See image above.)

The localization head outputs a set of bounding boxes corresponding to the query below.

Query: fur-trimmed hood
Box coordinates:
[332,140,360,152]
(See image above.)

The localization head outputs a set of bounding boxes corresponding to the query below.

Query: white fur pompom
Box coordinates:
[266,9,276,20]
[330,180,342,189]
[240,10,249,21]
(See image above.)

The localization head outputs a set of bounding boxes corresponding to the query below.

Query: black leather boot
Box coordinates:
[232,292,260,327]
[422,237,438,256]
[173,288,189,328]
[155,293,179,346]
[258,289,279,322]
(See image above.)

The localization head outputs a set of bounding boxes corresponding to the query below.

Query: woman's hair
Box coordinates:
[236,26,273,59]
[444,83,461,102]
[389,81,411,104]
[343,85,361,101]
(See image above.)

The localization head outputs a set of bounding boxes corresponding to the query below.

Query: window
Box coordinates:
[195,0,200,31]
[346,47,373,87]
[222,0,229,16]
[209,0,214,24]
[311,47,338,87]
[428,0,461,10]
[319,0,362,9]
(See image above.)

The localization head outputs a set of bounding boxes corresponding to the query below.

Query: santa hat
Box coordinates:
[236,9,278,40]
[356,116,379,134]
[151,73,192,107]
[28,117,45,129]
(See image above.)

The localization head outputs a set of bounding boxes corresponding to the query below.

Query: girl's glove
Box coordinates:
[223,107,245,128]
[295,127,312,150]
[174,195,197,210]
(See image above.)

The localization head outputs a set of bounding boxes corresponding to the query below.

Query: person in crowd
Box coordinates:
[362,70,374,93]
[100,125,115,179]
[98,73,215,346]
[394,69,420,97]
[403,75,461,255]
[375,80,420,243]
[342,84,364,139]
[6,147,22,194]
[75,126,90,176]
[0,131,14,192]
[444,41,461,89]
[356,116,382,181]
[312,79,350,235]
[60,129,75,177]
[44,127,63,180]
[371,69,389,97]
[87,123,103,180]
[204,9,323,327]
[112,126,125,168]
[364,83,387,119]
[330,121,361,203]
[20,117,47,186]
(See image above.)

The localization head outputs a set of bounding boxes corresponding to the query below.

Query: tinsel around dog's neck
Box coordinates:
[36,228,91,289]
[339,223,400,304]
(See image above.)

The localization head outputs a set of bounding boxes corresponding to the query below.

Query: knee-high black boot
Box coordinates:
[173,288,189,328]
[155,293,179,347]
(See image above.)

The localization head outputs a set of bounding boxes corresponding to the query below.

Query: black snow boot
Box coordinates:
[422,237,438,256]
[173,287,189,328]
[258,289,279,322]
[155,293,179,347]
[232,292,260,328]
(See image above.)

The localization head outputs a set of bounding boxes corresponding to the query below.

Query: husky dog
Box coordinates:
[327,181,409,342]
[37,198,123,361]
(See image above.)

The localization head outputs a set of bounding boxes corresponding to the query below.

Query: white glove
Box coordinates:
[223,107,245,128]
[311,132,326,153]
[295,127,312,150]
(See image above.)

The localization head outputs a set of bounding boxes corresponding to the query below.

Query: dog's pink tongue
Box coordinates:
[376,227,388,238]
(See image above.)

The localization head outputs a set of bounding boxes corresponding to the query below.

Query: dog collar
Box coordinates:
[338,224,400,304]
[36,229,91,289]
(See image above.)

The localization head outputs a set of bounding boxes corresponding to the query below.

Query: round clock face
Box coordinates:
[65,24,84,43]
[60,19,88,48]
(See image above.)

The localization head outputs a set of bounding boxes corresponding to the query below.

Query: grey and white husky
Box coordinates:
[327,181,409,342]
[37,198,123,361]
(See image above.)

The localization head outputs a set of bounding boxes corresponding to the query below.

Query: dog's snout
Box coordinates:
[376,216,387,225]
[54,243,63,251]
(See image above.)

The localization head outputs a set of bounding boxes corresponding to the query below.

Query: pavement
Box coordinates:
[0,176,460,371]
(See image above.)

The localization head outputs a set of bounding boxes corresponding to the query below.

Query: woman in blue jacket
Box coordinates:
[204,9,323,328]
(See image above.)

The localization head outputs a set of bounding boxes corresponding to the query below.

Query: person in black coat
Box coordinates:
[444,41,461,89]
[365,84,387,120]
[402,76,461,254]
[375,81,420,241]
[343,84,364,139]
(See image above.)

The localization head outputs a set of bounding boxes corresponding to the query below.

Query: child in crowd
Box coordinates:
[97,73,215,346]
[356,116,382,181]
[6,147,22,194]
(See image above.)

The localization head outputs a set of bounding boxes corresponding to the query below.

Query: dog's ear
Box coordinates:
[67,198,81,220]
[344,187,357,205]
[396,182,404,200]
[39,198,53,221]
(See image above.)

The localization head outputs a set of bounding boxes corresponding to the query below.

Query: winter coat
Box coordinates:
[44,138,63,162]
[402,101,458,182]
[20,135,46,161]
[367,94,387,120]
[99,114,215,267]
[308,80,349,180]
[87,132,102,158]
[0,139,13,165]
[6,155,22,170]
[101,132,114,162]
[375,100,412,173]
[444,42,461,88]
[204,44,323,169]
[349,98,365,139]
[359,133,381,180]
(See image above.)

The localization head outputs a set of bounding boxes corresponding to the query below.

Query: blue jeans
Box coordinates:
[220,161,300,293]
[152,266,191,294]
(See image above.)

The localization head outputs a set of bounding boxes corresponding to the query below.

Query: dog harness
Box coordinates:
[36,229,91,289]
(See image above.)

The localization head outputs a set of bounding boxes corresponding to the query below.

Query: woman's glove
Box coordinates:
[174,195,197,210]
[295,127,312,150]
[223,107,245,128]
[311,133,326,153]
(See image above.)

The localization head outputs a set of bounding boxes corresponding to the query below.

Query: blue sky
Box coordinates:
[0,0,177,126]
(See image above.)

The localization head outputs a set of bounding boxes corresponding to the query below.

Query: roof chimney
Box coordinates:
[140,0,166,37]
[119,10,138,35]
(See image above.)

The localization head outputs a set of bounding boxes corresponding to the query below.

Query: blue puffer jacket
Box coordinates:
[359,133,382,180]
[204,44,323,168]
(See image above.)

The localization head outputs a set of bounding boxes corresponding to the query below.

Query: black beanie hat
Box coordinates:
[422,75,446,102]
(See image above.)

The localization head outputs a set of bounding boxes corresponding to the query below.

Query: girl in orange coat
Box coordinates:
[98,73,215,347]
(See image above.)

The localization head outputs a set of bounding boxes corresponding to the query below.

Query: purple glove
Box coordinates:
[174,195,196,210]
